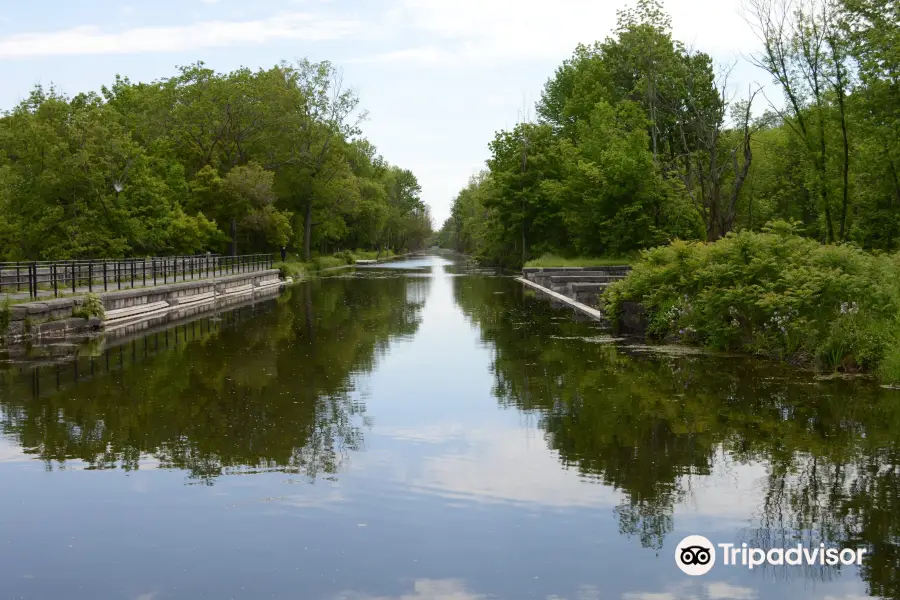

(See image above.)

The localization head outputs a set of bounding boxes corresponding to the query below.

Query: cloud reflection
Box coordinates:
[334,578,488,600]
[623,581,757,600]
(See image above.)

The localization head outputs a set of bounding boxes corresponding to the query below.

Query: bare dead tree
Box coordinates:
[823,0,852,240]
[743,0,840,242]
[671,56,761,240]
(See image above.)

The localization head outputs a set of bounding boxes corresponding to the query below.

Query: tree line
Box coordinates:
[0,60,433,261]
[438,0,899,266]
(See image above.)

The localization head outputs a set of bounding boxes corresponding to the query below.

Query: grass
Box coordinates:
[524,253,636,268]
[352,249,395,260]
[274,249,410,281]
[312,256,349,270]
[274,260,307,279]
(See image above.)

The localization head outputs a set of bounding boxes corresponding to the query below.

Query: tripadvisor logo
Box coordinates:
[675,535,716,576]
[674,535,867,576]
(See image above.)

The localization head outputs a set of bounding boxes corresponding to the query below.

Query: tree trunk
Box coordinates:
[303,199,313,261]
[835,69,851,241]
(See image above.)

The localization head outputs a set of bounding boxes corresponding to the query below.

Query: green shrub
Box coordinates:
[603,221,900,378]
[73,293,105,320]
[352,249,392,260]
[277,262,304,280]
[334,250,356,264]
[310,256,346,270]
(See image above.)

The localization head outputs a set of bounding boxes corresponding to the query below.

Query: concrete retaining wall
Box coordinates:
[2,270,286,344]
[521,266,631,306]
[100,270,281,311]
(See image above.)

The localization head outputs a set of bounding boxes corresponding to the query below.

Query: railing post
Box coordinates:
[53,263,58,298]
[88,262,93,293]
[117,261,122,290]
[143,258,147,287]
[103,262,108,292]
[130,261,135,289]
[16,262,21,292]
[31,262,36,299]
[153,259,157,286]
[182,257,186,282]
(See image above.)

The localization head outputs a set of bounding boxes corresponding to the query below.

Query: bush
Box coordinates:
[277,262,304,280]
[603,221,900,378]
[310,256,347,270]
[73,293,105,320]
[334,250,356,265]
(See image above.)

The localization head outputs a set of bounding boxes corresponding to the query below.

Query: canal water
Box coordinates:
[1,255,898,600]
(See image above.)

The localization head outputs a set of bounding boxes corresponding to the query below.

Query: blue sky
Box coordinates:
[0,0,767,226]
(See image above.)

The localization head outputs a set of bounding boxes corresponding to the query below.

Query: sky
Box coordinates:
[0,0,771,226]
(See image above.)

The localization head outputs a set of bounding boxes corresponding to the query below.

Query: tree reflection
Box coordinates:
[454,274,900,596]
[0,275,428,483]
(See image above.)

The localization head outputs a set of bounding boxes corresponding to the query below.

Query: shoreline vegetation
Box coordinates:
[433,0,898,383]
[604,222,900,384]
[275,248,405,279]
[524,254,636,268]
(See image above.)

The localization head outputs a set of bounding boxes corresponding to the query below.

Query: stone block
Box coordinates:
[38,320,68,334]
[45,298,75,309]
[25,302,49,315]
[50,308,74,320]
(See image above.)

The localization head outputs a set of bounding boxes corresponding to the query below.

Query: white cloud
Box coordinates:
[706,582,757,600]
[335,578,489,600]
[377,426,623,509]
[623,593,678,600]
[355,0,757,67]
[623,581,756,600]
[0,12,361,58]
[0,437,26,463]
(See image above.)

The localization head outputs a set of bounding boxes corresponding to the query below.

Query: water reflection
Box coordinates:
[2,257,900,599]
[0,275,429,482]
[453,273,900,597]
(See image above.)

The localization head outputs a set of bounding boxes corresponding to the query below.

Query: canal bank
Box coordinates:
[1,269,289,344]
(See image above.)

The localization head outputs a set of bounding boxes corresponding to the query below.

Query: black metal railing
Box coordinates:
[0,254,274,300]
